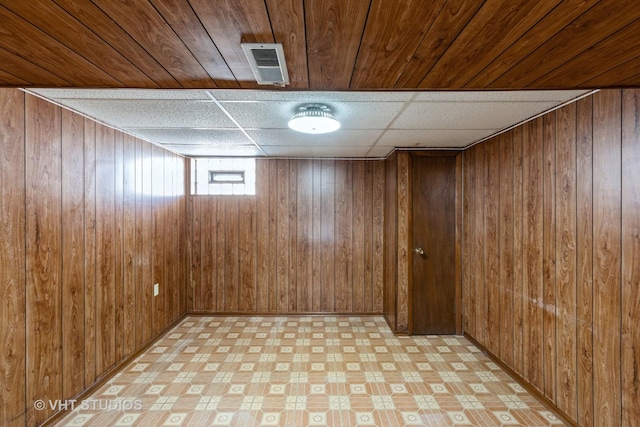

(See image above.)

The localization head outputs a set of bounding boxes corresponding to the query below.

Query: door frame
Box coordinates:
[407,151,463,335]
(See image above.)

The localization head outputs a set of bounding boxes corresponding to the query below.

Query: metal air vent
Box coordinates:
[241,43,290,86]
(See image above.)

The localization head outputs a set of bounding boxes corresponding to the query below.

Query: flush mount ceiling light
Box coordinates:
[288,104,340,134]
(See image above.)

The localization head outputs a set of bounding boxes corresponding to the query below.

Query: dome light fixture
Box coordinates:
[288,104,340,134]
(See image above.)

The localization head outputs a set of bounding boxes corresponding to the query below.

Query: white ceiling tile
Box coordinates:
[413,90,589,102]
[129,128,252,145]
[247,129,382,146]
[210,90,413,102]
[31,88,210,100]
[222,101,405,129]
[261,145,371,157]
[160,144,263,157]
[377,129,497,148]
[52,99,235,129]
[392,101,559,130]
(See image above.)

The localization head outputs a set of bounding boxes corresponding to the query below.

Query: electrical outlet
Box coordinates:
[153,283,159,297]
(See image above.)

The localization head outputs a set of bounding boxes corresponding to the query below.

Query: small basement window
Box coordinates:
[191,158,255,195]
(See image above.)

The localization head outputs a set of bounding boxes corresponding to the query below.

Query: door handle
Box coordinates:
[413,247,424,255]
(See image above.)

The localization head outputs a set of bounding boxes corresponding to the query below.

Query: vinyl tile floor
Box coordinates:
[56,316,565,426]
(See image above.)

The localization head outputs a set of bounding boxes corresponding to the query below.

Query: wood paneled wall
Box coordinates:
[189,159,385,314]
[382,152,411,333]
[462,89,640,426]
[0,89,188,427]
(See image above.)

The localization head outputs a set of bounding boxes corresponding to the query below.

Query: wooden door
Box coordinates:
[411,155,456,334]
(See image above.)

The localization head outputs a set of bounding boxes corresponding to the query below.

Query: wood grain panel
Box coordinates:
[141,140,154,344]
[276,160,290,311]
[114,132,124,363]
[352,161,365,312]
[372,161,386,312]
[122,134,136,356]
[0,0,151,86]
[149,0,238,85]
[0,89,25,427]
[466,0,598,87]
[191,159,384,315]
[151,146,165,334]
[396,152,410,332]
[268,161,278,311]
[91,0,214,88]
[473,145,485,343]
[384,153,397,330]
[396,0,482,88]
[162,153,173,325]
[239,196,257,312]
[335,161,353,312]
[189,0,272,87]
[463,90,640,426]
[224,197,240,312]
[0,45,70,86]
[200,196,214,312]
[312,160,323,312]
[61,108,85,399]
[512,126,525,376]
[83,119,97,385]
[288,161,298,312]
[296,160,313,311]
[575,95,594,427]
[484,138,500,353]
[592,89,622,426]
[95,124,116,374]
[362,162,373,312]
[256,160,270,312]
[0,5,120,86]
[351,0,444,88]
[499,132,514,366]
[621,88,640,426]
[0,66,29,85]
[320,161,335,312]
[542,112,557,401]
[1,91,189,425]
[489,0,639,88]
[305,0,370,88]
[265,0,309,89]
[462,149,474,335]
[134,137,145,339]
[555,102,578,418]
[532,18,640,88]
[523,118,544,391]
[53,0,179,86]
[25,95,62,425]
[418,0,562,88]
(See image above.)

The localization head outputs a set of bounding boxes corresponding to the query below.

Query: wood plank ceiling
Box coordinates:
[1,0,639,90]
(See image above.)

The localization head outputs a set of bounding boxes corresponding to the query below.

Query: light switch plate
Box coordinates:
[154,283,159,297]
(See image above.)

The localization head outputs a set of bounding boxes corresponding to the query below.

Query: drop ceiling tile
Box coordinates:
[31,88,210,100]
[413,90,589,102]
[129,128,251,145]
[261,145,371,157]
[377,129,497,148]
[51,99,234,129]
[222,101,405,129]
[210,90,413,102]
[161,144,263,157]
[392,101,558,130]
[247,129,382,146]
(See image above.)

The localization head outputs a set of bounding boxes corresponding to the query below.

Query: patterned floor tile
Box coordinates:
[54,316,565,426]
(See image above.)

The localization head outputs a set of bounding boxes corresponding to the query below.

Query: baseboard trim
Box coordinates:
[463,332,577,427]
[42,313,188,427]
[186,311,385,317]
